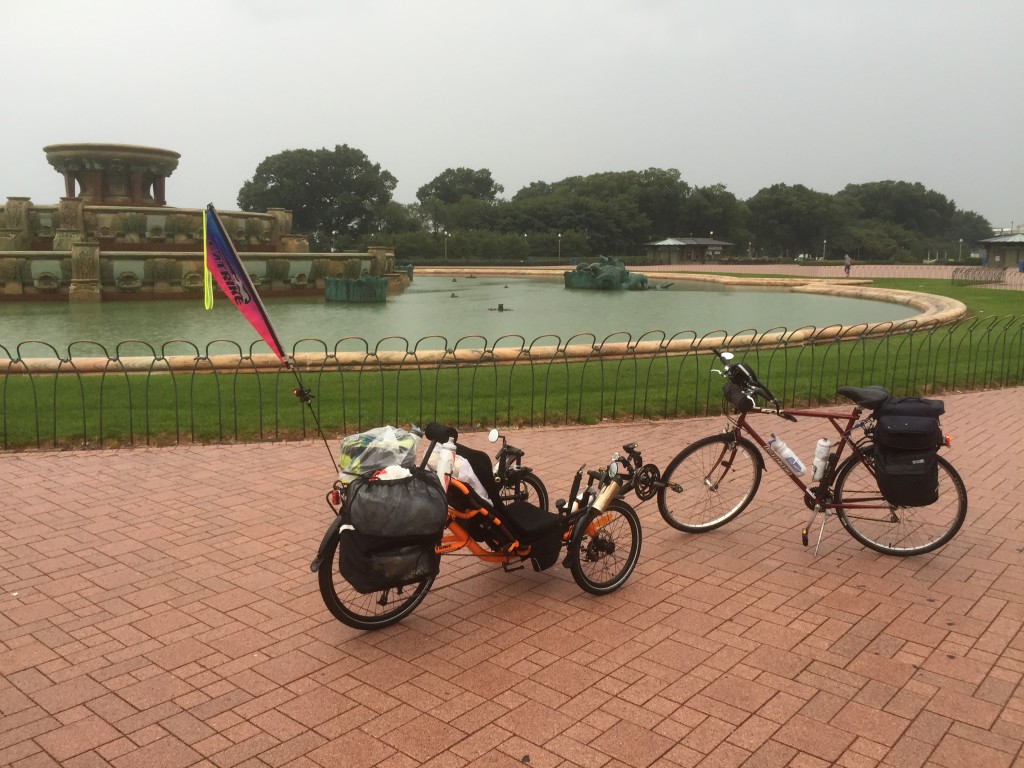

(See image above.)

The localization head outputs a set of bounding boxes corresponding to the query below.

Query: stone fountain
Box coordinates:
[0,143,408,303]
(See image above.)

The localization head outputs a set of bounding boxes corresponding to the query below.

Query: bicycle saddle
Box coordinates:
[837,385,889,410]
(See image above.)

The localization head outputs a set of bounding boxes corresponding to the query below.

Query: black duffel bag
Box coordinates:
[872,399,944,507]
[339,467,448,594]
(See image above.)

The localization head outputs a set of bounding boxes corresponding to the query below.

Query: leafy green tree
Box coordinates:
[834,220,921,262]
[835,181,955,238]
[374,201,425,235]
[417,168,504,205]
[632,168,690,237]
[680,184,750,244]
[416,168,505,234]
[237,145,397,251]
[832,181,991,260]
[949,209,993,244]
[747,184,846,256]
[508,172,652,255]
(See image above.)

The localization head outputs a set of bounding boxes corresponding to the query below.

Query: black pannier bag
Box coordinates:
[339,467,448,594]
[872,398,944,507]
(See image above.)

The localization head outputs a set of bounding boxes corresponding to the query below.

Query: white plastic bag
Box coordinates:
[338,426,421,483]
[426,452,492,504]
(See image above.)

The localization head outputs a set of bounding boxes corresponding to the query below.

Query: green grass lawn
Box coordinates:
[3,277,1021,450]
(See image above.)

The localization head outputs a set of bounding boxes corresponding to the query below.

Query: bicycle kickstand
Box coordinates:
[801,504,830,558]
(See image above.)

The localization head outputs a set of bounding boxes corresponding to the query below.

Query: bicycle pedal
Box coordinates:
[801,528,809,547]
[502,562,525,573]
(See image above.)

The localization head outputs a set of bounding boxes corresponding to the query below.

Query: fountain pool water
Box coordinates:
[1,274,916,358]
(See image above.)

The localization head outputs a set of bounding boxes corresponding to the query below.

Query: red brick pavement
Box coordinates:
[1,388,1022,767]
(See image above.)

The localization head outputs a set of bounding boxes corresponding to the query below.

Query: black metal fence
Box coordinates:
[3,315,1023,451]
[951,266,1008,286]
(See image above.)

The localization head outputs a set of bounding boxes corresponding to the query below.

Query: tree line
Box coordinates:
[237,144,993,263]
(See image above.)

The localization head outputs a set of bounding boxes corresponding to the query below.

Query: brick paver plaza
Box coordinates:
[2,388,1022,767]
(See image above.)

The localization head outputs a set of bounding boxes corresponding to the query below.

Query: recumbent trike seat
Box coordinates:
[449,440,566,571]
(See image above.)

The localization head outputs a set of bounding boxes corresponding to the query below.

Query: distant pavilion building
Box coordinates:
[978,233,1024,269]
[645,237,734,264]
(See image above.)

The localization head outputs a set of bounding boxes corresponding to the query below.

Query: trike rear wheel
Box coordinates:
[834,452,967,556]
[657,434,762,532]
[318,533,434,630]
[499,472,549,511]
[567,499,642,595]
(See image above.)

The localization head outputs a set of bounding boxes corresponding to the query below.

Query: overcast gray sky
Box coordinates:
[3,0,1021,228]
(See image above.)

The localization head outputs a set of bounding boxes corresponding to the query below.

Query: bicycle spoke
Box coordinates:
[835,453,966,555]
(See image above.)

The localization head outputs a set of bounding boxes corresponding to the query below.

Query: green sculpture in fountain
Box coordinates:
[563,255,650,291]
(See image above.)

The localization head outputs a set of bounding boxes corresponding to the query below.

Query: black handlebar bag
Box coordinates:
[723,380,756,413]
[873,406,943,507]
[339,468,448,594]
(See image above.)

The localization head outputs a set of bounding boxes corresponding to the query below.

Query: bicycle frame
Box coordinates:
[730,405,869,503]
[434,478,572,564]
[434,467,622,568]
[723,403,897,551]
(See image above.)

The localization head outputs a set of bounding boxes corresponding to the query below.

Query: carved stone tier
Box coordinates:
[44,144,180,207]
[68,241,102,303]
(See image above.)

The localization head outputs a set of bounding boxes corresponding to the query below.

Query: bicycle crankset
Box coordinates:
[633,463,661,501]
[803,488,831,512]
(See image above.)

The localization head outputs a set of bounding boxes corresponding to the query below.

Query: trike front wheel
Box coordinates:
[833,452,967,556]
[318,534,434,630]
[657,434,763,532]
[567,499,642,595]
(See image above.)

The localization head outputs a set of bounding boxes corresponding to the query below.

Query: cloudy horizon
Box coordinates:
[2,0,1021,228]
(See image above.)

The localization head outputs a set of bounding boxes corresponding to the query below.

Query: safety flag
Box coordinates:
[203,204,289,366]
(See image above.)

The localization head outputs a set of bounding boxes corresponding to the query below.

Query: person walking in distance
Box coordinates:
[844,253,852,276]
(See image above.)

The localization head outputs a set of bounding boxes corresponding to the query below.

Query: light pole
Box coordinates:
[958,238,963,262]
[557,232,562,260]
[822,239,827,260]
[443,231,450,261]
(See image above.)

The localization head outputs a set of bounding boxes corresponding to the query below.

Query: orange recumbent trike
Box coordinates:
[312,422,642,630]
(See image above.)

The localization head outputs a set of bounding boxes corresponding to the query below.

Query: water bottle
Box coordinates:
[767,433,806,476]
[811,437,831,481]
[435,438,457,483]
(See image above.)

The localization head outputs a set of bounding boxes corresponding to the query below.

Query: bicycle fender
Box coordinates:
[562,513,588,569]
[309,514,352,573]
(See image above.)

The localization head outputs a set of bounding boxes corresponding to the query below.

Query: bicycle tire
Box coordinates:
[499,472,549,511]
[567,499,642,594]
[317,533,434,630]
[834,451,967,556]
[657,433,763,532]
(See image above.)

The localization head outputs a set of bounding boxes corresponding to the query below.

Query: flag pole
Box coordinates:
[204,204,336,471]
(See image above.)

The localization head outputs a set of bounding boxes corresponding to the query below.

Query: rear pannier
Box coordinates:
[872,398,944,507]
[339,468,448,594]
